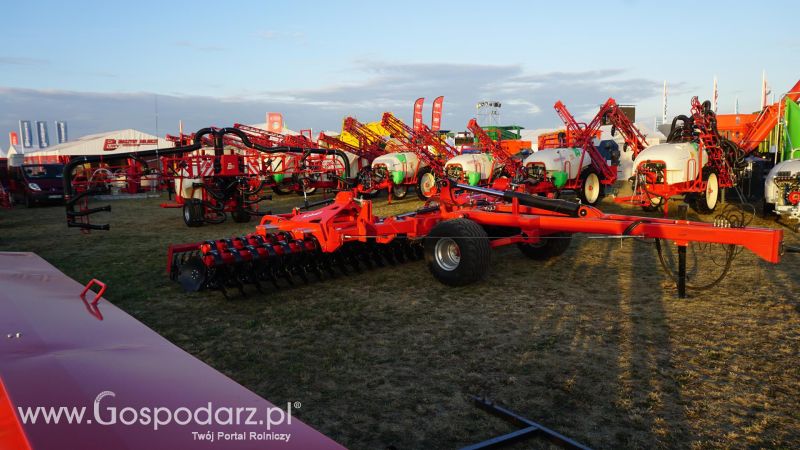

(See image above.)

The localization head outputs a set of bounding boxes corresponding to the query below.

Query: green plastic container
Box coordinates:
[273,173,285,183]
[392,171,405,185]
[467,171,481,186]
[551,171,568,188]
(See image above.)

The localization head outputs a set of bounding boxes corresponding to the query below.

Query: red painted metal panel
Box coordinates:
[0,252,344,449]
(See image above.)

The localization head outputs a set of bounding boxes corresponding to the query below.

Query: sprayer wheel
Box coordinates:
[392,184,409,199]
[424,219,490,286]
[517,233,572,260]
[183,200,204,227]
[416,167,437,200]
[690,170,719,214]
[231,207,252,223]
[578,169,603,205]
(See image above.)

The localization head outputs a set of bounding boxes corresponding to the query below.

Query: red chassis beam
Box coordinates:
[251,181,783,264]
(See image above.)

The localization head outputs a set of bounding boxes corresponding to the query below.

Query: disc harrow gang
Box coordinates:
[170,231,423,296]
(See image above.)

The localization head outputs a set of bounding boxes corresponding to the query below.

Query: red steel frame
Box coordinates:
[167,180,784,293]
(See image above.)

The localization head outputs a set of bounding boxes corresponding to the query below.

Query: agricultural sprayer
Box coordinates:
[521,98,648,205]
[64,127,349,230]
[619,80,800,214]
[166,177,794,299]
[374,112,461,201]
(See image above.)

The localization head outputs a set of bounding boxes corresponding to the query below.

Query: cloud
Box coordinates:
[254,30,306,43]
[174,40,225,52]
[0,56,49,66]
[0,61,664,140]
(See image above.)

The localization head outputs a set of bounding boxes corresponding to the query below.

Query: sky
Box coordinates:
[1,0,798,142]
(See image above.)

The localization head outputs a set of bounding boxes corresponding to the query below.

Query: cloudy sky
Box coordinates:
[2,0,797,142]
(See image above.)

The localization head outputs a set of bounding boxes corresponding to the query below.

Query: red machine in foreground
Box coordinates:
[168,178,788,299]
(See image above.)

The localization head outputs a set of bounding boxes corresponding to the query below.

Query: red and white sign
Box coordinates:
[9,132,19,146]
[267,112,284,133]
[103,138,159,151]
[413,98,424,132]
[431,96,444,131]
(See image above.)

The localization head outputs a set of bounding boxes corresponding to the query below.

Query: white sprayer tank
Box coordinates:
[371,152,426,179]
[321,151,368,178]
[764,158,800,204]
[632,142,707,184]
[523,147,588,179]
[444,152,494,181]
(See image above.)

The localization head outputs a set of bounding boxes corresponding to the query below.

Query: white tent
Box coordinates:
[23,129,172,158]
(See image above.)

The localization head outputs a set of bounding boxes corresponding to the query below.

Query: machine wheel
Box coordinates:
[642,196,664,212]
[231,207,252,223]
[424,218,490,286]
[517,233,572,260]
[295,177,317,196]
[691,171,719,214]
[391,184,409,199]
[183,199,204,227]
[24,195,35,208]
[271,185,292,195]
[358,189,380,200]
[578,169,602,205]
[762,199,776,218]
[416,167,437,200]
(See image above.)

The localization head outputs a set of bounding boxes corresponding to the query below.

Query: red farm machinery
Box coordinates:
[517,98,648,204]
[316,117,392,198]
[377,112,461,201]
[64,127,350,231]
[167,175,791,299]
[618,80,800,214]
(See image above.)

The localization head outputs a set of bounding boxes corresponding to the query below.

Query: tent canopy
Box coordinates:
[22,129,172,158]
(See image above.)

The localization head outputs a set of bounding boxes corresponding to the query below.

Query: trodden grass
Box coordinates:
[1,191,798,449]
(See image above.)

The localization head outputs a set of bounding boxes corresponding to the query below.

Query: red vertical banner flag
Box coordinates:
[413,98,425,131]
[431,96,444,131]
[267,112,284,133]
[9,132,19,146]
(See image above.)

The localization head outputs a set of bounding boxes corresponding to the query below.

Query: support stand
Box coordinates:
[461,396,592,450]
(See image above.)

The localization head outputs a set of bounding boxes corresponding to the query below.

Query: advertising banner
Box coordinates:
[413,98,424,131]
[36,121,50,148]
[9,131,19,146]
[56,121,68,144]
[19,120,33,148]
[431,96,444,131]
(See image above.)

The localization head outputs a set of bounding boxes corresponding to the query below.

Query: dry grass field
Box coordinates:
[1,190,798,449]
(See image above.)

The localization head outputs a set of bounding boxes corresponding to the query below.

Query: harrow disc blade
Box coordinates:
[177,257,208,292]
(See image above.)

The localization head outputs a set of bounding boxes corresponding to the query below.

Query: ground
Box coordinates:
[1,190,798,449]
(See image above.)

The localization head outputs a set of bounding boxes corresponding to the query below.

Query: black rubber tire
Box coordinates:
[231,207,252,223]
[690,169,719,214]
[358,190,379,200]
[391,184,409,199]
[416,167,436,200]
[762,199,776,219]
[271,185,292,195]
[517,233,572,260]
[24,195,34,208]
[183,199,204,227]
[578,169,603,205]
[424,218,490,287]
